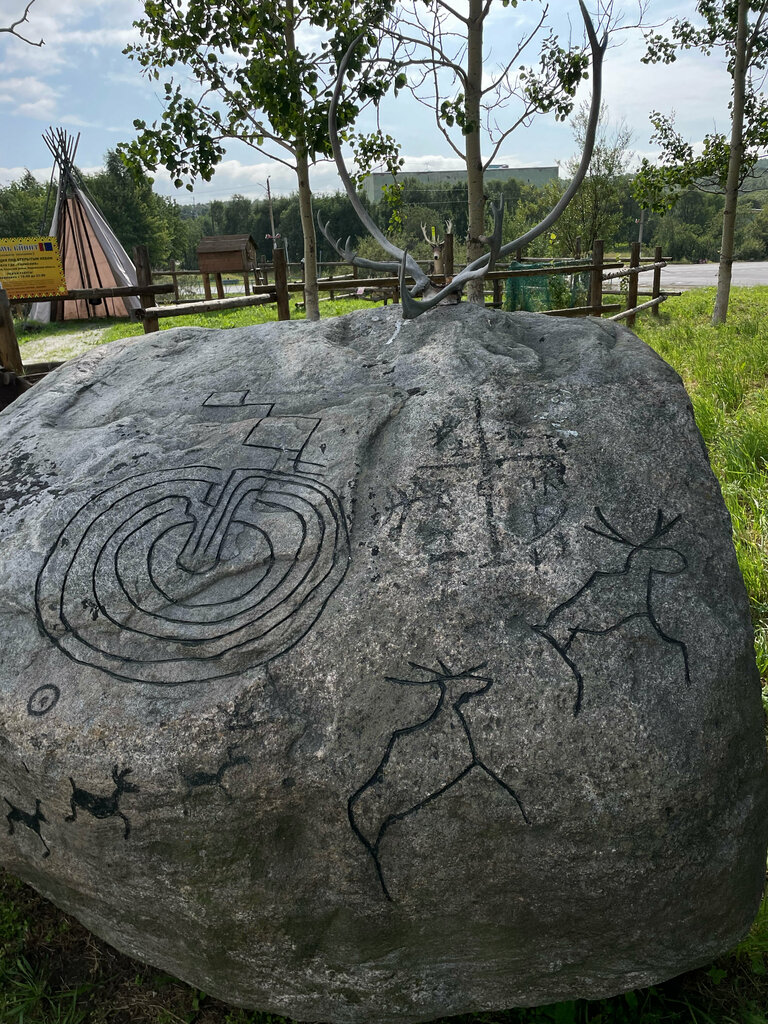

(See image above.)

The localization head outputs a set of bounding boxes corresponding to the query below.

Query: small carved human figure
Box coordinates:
[4,797,50,858]
[65,765,139,839]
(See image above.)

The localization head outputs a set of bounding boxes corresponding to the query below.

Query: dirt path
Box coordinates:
[19,325,113,364]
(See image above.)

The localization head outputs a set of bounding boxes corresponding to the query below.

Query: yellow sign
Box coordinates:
[0,237,67,300]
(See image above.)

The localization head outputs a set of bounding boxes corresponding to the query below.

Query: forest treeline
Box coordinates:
[1,150,767,270]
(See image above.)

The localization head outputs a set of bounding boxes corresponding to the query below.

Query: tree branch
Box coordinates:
[0,0,43,46]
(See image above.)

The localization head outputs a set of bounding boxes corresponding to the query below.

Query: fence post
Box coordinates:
[626,241,641,328]
[652,245,663,317]
[0,288,24,375]
[589,239,604,314]
[444,232,454,278]
[170,259,180,302]
[273,246,291,321]
[492,277,503,308]
[134,245,159,334]
[329,266,335,301]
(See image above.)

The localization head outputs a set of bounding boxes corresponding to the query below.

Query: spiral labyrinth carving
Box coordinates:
[35,398,350,685]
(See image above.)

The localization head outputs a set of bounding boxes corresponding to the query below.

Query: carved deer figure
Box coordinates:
[533,508,690,716]
[4,797,50,858]
[318,1,606,318]
[65,765,139,839]
[348,659,528,900]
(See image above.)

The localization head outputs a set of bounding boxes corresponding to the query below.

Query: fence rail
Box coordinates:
[1,242,675,388]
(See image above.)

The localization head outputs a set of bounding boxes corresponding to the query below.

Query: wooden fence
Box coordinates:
[139,240,672,332]
[1,242,673,391]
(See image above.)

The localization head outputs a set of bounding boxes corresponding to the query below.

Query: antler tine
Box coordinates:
[440,0,605,285]
[494,0,606,261]
[317,212,405,274]
[421,222,433,246]
[648,509,682,544]
[400,197,504,320]
[328,34,432,295]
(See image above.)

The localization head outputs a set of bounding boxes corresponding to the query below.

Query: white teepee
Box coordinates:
[30,129,140,323]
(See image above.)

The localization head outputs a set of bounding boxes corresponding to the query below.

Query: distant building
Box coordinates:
[361,166,559,203]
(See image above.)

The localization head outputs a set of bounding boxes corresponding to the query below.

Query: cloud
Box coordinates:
[0,76,60,119]
[0,165,51,185]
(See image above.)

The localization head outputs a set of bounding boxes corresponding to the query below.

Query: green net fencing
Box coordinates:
[503,260,591,313]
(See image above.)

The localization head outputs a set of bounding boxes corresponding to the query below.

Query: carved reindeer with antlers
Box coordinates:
[318,1,607,319]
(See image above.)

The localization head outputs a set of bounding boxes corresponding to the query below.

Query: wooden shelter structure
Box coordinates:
[197,234,260,299]
[29,129,140,322]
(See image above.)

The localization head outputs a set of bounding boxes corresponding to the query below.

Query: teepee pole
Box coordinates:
[0,288,24,376]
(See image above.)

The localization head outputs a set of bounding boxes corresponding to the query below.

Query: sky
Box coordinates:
[0,0,735,205]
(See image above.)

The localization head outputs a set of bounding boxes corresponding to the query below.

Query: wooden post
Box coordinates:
[589,239,604,314]
[215,273,225,300]
[575,236,582,259]
[444,232,454,278]
[134,245,159,334]
[329,267,335,301]
[652,245,663,317]
[626,241,641,328]
[170,259,180,302]
[0,288,24,375]
[273,246,291,321]
[243,272,251,297]
[492,278,503,308]
[202,273,212,300]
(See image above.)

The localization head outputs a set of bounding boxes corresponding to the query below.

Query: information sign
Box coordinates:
[0,237,67,300]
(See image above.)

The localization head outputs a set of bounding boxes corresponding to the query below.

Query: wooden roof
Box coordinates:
[197,234,258,254]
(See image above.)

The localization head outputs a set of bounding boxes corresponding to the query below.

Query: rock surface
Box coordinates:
[0,304,766,1023]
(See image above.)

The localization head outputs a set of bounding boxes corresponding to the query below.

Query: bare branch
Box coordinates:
[479,8,548,98]
[401,0,607,318]
[0,0,43,46]
[745,0,768,67]
[324,34,432,293]
[426,0,469,26]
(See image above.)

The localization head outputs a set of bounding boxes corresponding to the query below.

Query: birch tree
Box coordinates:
[379,0,646,302]
[633,0,768,324]
[120,0,393,320]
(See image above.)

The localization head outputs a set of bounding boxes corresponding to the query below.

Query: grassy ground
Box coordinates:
[13,296,375,363]
[4,287,768,1023]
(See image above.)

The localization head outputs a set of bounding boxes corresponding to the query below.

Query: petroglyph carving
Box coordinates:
[349,660,529,900]
[35,398,349,685]
[534,507,690,715]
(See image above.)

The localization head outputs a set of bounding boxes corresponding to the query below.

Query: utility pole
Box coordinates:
[266,176,277,245]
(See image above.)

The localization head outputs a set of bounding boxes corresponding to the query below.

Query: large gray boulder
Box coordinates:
[0,304,766,1023]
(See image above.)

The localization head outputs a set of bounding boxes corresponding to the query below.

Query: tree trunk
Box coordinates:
[464,0,485,305]
[713,0,749,325]
[283,0,320,322]
[296,149,320,321]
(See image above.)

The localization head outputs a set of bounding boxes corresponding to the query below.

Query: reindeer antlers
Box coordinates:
[318,34,433,298]
[585,508,682,548]
[322,1,607,319]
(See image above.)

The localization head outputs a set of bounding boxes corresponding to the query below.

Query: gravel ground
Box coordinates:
[18,325,111,363]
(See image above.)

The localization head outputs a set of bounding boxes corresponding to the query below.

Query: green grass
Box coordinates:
[13,296,377,363]
[634,287,768,686]
[4,286,768,1022]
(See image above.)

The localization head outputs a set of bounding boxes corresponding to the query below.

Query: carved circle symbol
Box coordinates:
[27,684,61,717]
[35,465,350,684]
